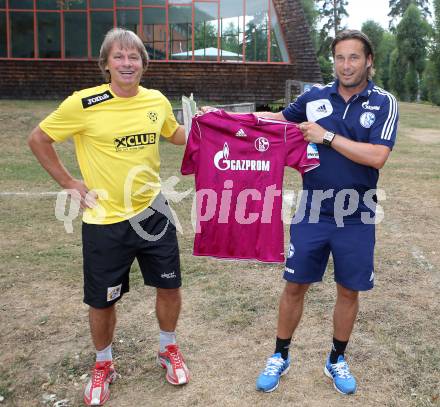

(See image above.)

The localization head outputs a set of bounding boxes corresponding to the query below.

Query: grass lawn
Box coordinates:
[0,100,439,406]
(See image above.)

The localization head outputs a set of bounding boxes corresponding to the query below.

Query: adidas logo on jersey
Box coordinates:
[235,128,247,138]
[306,99,333,121]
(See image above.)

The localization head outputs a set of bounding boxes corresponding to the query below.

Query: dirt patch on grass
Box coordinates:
[404,128,440,143]
[1,101,440,406]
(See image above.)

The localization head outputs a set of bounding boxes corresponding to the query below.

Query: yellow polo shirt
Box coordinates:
[40,84,179,224]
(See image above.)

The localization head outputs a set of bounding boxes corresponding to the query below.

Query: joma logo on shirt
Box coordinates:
[81,91,114,108]
[114,133,157,151]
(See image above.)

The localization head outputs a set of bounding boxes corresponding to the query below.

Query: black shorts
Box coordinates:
[82,194,181,308]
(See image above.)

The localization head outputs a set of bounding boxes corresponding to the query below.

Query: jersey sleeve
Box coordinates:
[180,117,201,175]
[160,96,180,138]
[39,93,85,142]
[281,90,308,123]
[367,93,399,148]
[285,125,320,175]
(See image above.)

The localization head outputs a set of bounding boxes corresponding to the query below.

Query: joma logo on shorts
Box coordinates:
[81,91,114,108]
[114,133,157,151]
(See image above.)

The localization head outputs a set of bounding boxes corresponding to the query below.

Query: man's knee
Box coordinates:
[89,304,116,321]
[156,287,181,300]
[89,303,116,313]
[336,284,359,302]
[283,282,309,299]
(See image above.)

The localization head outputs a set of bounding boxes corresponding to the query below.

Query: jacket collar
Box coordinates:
[330,79,374,99]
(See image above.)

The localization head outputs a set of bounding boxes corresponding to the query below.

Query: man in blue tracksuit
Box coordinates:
[255,29,398,395]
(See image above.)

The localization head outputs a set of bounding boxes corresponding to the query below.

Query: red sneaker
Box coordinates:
[83,361,117,406]
[157,344,190,385]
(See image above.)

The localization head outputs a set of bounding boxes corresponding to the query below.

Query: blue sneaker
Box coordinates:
[256,353,290,392]
[324,354,357,394]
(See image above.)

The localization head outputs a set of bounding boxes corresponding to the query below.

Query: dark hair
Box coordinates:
[331,29,375,79]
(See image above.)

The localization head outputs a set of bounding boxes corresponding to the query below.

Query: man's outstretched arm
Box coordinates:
[166,125,186,145]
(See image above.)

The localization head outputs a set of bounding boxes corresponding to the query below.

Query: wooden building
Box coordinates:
[0,0,321,104]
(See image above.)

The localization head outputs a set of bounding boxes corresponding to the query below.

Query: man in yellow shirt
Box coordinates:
[28,28,189,406]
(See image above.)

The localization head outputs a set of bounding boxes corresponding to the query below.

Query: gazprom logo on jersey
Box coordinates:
[213,142,270,172]
[114,133,157,151]
[362,101,381,111]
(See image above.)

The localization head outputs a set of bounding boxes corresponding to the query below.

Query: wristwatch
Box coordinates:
[323,131,335,146]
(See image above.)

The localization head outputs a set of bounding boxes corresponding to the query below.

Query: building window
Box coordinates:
[63,0,87,10]
[65,12,88,57]
[220,0,243,62]
[143,0,165,4]
[169,5,192,60]
[0,12,6,58]
[245,0,268,62]
[9,0,33,9]
[143,7,166,60]
[10,12,34,58]
[116,9,139,33]
[1,0,289,63]
[90,0,113,7]
[270,1,288,62]
[193,2,219,61]
[117,0,139,6]
[91,11,114,57]
[36,0,61,10]
[38,13,61,58]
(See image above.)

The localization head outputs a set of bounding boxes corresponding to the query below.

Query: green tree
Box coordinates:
[319,0,348,37]
[378,32,397,90]
[404,64,418,101]
[194,21,217,51]
[432,0,440,79]
[389,0,431,18]
[221,22,240,54]
[388,0,431,28]
[421,0,440,105]
[300,0,320,50]
[361,20,384,51]
[393,4,430,100]
[318,55,334,83]
[316,32,334,82]
[309,0,348,82]
[389,48,407,99]
[361,20,385,85]
[420,61,440,105]
[245,13,268,61]
[301,0,320,29]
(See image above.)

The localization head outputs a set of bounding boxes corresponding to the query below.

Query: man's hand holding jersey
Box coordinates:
[298,122,327,144]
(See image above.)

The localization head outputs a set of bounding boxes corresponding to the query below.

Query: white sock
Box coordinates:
[159,330,176,353]
[96,343,112,362]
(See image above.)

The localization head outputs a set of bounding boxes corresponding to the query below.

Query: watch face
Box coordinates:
[324,132,334,145]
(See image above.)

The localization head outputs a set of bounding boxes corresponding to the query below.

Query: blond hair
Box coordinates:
[98,28,149,82]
